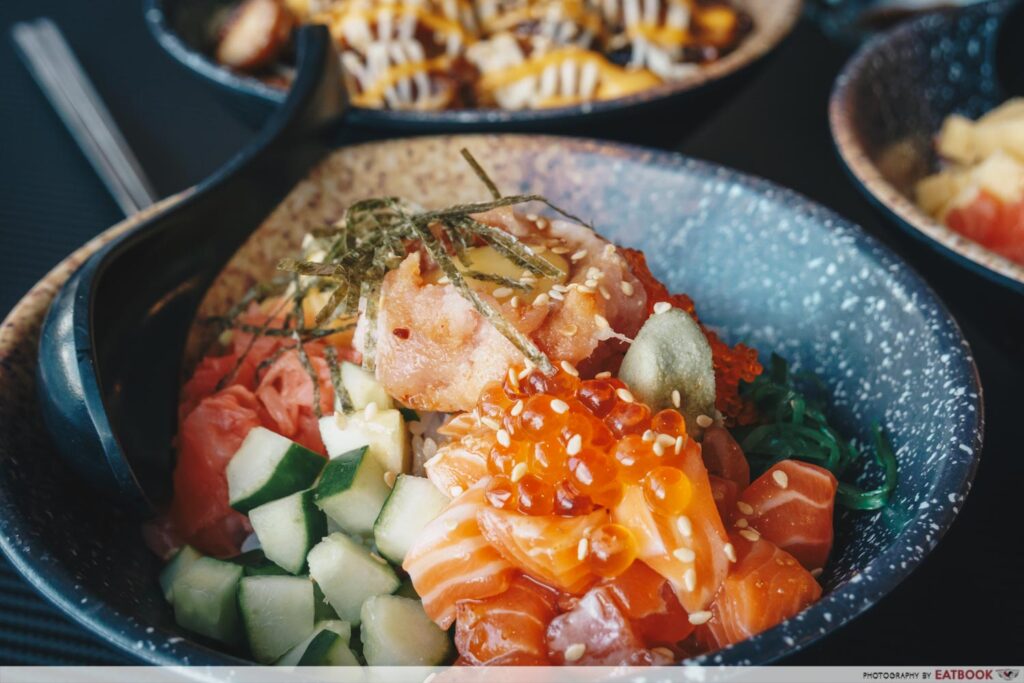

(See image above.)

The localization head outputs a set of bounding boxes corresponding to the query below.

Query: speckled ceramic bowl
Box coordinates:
[144,0,802,130]
[0,135,981,666]
[830,0,1024,295]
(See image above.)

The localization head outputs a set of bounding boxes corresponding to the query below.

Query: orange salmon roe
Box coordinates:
[478,365,700,517]
[619,247,763,425]
[586,523,638,578]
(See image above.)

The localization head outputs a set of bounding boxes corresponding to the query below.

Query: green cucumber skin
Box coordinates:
[172,558,244,646]
[230,444,325,513]
[297,631,359,666]
[230,549,288,576]
[238,576,315,663]
[313,583,340,621]
[159,545,202,603]
[314,446,370,499]
[250,490,327,575]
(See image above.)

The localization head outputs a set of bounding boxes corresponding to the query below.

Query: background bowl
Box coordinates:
[0,135,981,665]
[144,0,802,131]
[829,0,1024,296]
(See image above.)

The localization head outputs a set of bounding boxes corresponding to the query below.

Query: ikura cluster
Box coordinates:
[477,365,702,526]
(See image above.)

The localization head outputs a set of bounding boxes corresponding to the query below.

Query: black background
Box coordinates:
[0,0,1021,665]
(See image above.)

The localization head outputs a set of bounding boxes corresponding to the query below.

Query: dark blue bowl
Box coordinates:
[0,135,982,665]
[830,0,1024,296]
[143,0,802,131]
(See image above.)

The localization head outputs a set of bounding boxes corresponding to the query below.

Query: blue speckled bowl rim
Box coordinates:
[828,1,1024,296]
[142,0,802,130]
[0,135,983,666]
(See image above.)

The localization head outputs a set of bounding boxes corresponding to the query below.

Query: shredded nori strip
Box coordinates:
[290,276,322,419]
[734,353,898,510]
[461,148,502,200]
[462,270,532,290]
[324,345,352,413]
[203,318,353,340]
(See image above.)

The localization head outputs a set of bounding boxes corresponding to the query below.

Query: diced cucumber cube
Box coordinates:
[172,557,243,645]
[319,409,408,474]
[159,545,202,604]
[276,620,352,666]
[360,595,452,666]
[314,446,390,536]
[313,582,339,621]
[227,427,325,513]
[373,475,449,564]
[307,533,399,625]
[298,630,360,666]
[238,575,315,663]
[249,490,327,574]
[229,549,288,576]
[341,361,393,410]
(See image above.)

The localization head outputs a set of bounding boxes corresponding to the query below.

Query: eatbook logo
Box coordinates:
[997,670,1020,681]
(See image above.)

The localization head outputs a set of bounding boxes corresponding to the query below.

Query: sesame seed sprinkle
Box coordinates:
[683,568,697,592]
[673,547,696,563]
[551,245,569,254]
[509,296,519,307]
[696,414,713,428]
[724,543,737,562]
[533,293,550,306]
[773,470,790,488]
[496,429,511,447]
[599,286,611,300]
[570,250,588,262]
[657,433,676,447]
[550,399,570,414]
[739,529,761,542]
[735,518,749,528]
[620,281,635,296]
[564,643,586,662]
[653,301,672,315]
[493,287,513,298]
[560,360,579,377]
[810,568,823,578]
[642,430,656,442]
[566,434,582,455]
[548,289,565,301]
[737,501,754,515]
[577,538,589,561]
[675,436,683,454]
[510,462,528,483]
[653,441,665,457]
[511,400,524,416]
[595,371,612,379]
[671,389,681,408]
[594,314,610,329]
[481,416,501,430]
[677,515,693,537]
[688,611,713,625]
[616,388,635,403]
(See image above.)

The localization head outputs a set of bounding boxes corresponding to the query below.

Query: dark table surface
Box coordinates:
[0,0,1021,666]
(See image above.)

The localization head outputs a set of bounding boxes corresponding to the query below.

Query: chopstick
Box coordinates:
[11,18,158,216]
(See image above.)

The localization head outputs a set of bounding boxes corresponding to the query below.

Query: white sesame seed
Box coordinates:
[492,287,513,299]
[585,279,598,289]
[510,462,528,483]
[695,414,713,428]
[536,218,549,230]
[737,501,755,515]
[673,547,696,563]
[653,301,672,315]
[507,367,518,386]
[671,389,681,408]
[548,288,565,301]
[560,360,579,377]
[509,296,520,308]
[810,568,823,578]
[566,434,582,455]
[449,485,464,497]
[773,470,790,489]
[616,388,635,403]
[620,281,635,296]
[642,429,655,442]
[599,286,611,300]
[552,284,569,293]
[364,402,378,420]
[526,213,538,222]
[564,643,586,662]
[724,543,737,563]
[437,276,451,285]
[677,515,693,537]
[577,538,589,561]
[550,246,569,254]
[586,266,601,279]
[675,436,683,454]
[518,366,531,380]
[533,293,550,306]
[595,371,612,379]
[594,314,610,329]
[481,416,501,430]
[602,244,616,258]
[384,471,397,488]
[688,611,713,625]
[570,250,588,262]
[652,646,674,660]
[496,429,511,447]
[551,399,570,414]
[511,400,524,416]
[576,285,595,295]
[683,567,697,592]
[657,433,676,447]
[735,518,749,528]
[739,528,761,542]
[653,441,666,457]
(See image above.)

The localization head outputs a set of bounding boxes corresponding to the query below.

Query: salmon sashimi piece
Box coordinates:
[476,506,608,595]
[368,209,648,412]
[708,474,739,524]
[737,460,838,572]
[454,574,560,665]
[612,445,730,613]
[546,587,674,666]
[254,348,333,454]
[600,561,694,647]
[701,535,822,649]
[701,426,751,490]
[404,482,516,628]
[170,385,262,556]
[425,415,496,497]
